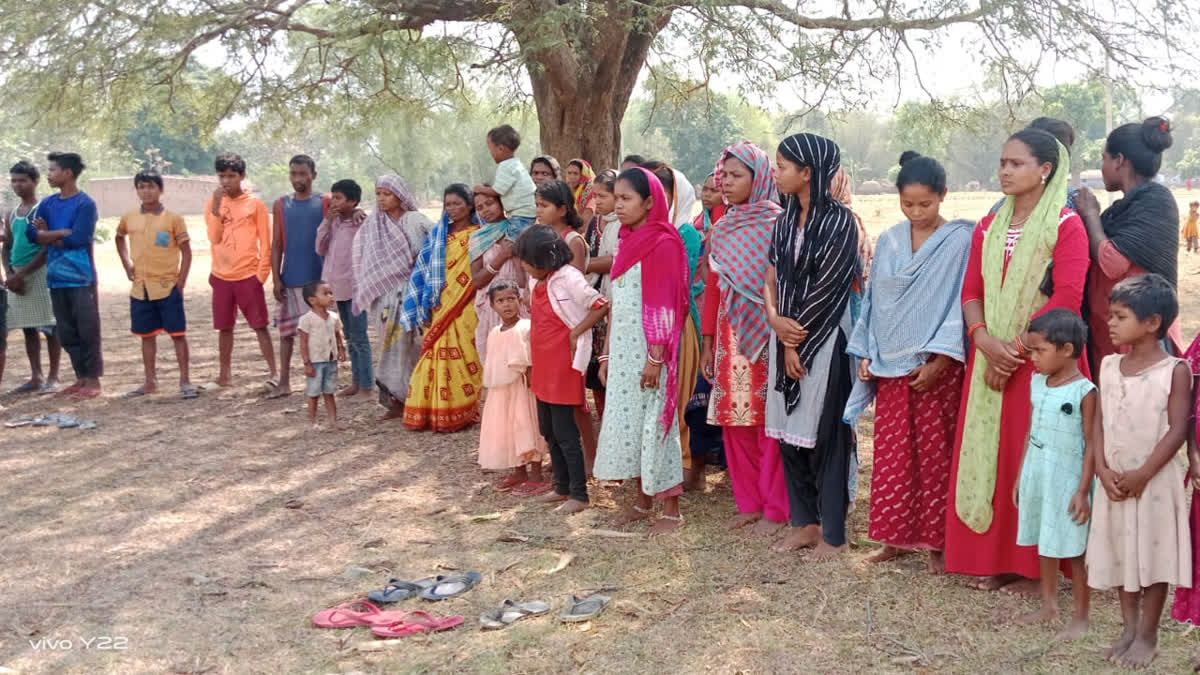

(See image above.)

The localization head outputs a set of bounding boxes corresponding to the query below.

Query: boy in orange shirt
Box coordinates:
[115,170,195,398]
[204,152,277,388]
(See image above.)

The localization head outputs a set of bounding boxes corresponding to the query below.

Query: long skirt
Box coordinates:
[868,364,964,551]
[675,319,700,470]
[372,286,421,408]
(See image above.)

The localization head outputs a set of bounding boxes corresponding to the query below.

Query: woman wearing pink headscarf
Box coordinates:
[700,141,790,536]
[594,167,691,534]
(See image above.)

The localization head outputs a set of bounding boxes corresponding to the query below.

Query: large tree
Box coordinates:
[2,0,1196,168]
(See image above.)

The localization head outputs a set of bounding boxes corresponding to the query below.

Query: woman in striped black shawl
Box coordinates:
[763,133,859,559]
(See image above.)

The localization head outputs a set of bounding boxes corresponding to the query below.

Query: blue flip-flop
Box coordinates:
[419,572,482,601]
[367,576,438,604]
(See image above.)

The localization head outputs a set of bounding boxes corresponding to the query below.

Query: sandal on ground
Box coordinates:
[367,577,438,604]
[494,474,525,492]
[56,383,83,396]
[38,382,62,395]
[419,572,482,601]
[480,600,551,629]
[369,610,464,638]
[122,388,148,399]
[511,481,553,497]
[180,385,199,400]
[70,387,102,400]
[312,601,391,628]
[7,381,39,395]
[559,593,611,623]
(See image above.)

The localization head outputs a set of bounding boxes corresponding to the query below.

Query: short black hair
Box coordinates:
[487,125,521,152]
[10,160,39,182]
[330,178,362,204]
[487,278,521,303]
[47,152,85,178]
[1110,273,1178,338]
[134,170,164,190]
[895,151,948,194]
[302,279,327,307]
[289,154,316,173]
[214,152,246,175]
[514,224,574,272]
[1028,309,1087,358]
[622,154,646,166]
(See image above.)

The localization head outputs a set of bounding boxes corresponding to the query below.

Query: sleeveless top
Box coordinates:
[277,194,326,288]
[9,204,41,268]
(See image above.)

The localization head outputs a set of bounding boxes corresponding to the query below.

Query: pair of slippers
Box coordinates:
[367,572,482,604]
[312,601,463,637]
[478,594,609,629]
[123,385,198,400]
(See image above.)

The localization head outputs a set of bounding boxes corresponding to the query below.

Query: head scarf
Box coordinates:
[569,159,596,214]
[708,141,781,360]
[955,140,1070,534]
[352,175,426,315]
[400,184,479,331]
[670,168,697,227]
[611,168,690,438]
[830,167,873,286]
[531,155,561,182]
[772,134,859,414]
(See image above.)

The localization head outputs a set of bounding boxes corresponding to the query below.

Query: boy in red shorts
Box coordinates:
[205,152,277,388]
[115,170,195,398]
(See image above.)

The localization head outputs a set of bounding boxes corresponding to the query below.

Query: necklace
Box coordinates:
[1010,215,1029,229]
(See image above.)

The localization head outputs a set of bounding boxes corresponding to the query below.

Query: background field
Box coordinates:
[2,190,1200,674]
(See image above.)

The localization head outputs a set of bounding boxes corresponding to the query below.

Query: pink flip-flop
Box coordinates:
[313,601,403,628]
[369,610,464,638]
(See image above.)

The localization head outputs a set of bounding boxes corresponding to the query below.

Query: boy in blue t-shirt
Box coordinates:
[27,151,102,398]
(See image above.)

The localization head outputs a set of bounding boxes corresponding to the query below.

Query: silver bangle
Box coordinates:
[647,355,664,366]
[597,355,609,362]
[485,262,500,275]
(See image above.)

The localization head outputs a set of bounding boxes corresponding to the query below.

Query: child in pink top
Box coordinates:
[477,280,547,492]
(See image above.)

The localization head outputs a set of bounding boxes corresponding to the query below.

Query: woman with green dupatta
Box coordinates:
[944,128,1091,592]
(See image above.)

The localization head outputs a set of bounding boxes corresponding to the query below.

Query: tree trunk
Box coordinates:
[515,1,670,170]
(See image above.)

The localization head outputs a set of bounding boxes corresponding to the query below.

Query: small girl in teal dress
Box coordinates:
[1013,309,1097,640]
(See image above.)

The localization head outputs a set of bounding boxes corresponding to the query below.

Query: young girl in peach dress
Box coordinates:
[477,280,548,493]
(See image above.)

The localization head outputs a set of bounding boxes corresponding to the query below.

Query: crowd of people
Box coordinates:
[1,114,1199,668]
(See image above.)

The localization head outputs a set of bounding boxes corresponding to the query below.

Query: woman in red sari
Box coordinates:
[944,128,1090,591]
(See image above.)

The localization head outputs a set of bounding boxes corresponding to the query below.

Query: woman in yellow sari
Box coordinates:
[400,184,483,432]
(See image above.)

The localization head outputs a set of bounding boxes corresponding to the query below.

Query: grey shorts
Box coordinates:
[305,361,337,397]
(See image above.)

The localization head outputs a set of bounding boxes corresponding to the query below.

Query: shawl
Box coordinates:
[842,219,974,424]
[956,140,1070,534]
[570,159,596,214]
[351,175,429,315]
[611,168,690,438]
[468,216,533,263]
[400,209,482,331]
[708,141,782,360]
[1100,181,1179,286]
[671,168,697,227]
[771,133,859,414]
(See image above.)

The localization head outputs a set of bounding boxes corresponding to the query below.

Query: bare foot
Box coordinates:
[1056,618,1089,641]
[1013,605,1057,626]
[537,492,569,504]
[682,467,705,492]
[805,540,847,562]
[927,551,946,575]
[217,376,233,388]
[750,518,784,537]
[726,512,762,530]
[381,404,405,420]
[337,385,360,398]
[999,578,1040,596]
[140,382,159,395]
[647,517,683,536]
[1105,625,1138,663]
[866,545,913,564]
[610,506,653,529]
[1117,638,1158,670]
[967,574,1020,591]
[771,525,820,552]
[555,499,588,515]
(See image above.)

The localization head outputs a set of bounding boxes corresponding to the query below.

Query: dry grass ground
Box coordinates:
[3,191,1200,674]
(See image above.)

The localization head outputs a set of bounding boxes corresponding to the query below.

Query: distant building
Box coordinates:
[87,175,258,217]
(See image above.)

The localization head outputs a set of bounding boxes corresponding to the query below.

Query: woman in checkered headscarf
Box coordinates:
[701,140,790,535]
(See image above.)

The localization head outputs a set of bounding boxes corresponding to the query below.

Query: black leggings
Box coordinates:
[537,400,588,502]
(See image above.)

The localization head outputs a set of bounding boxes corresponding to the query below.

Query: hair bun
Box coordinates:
[1141,116,1173,153]
[898,150,921,166]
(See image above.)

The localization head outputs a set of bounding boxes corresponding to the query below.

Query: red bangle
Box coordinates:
[968,322,986,342]
[1014,334,1029,358]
